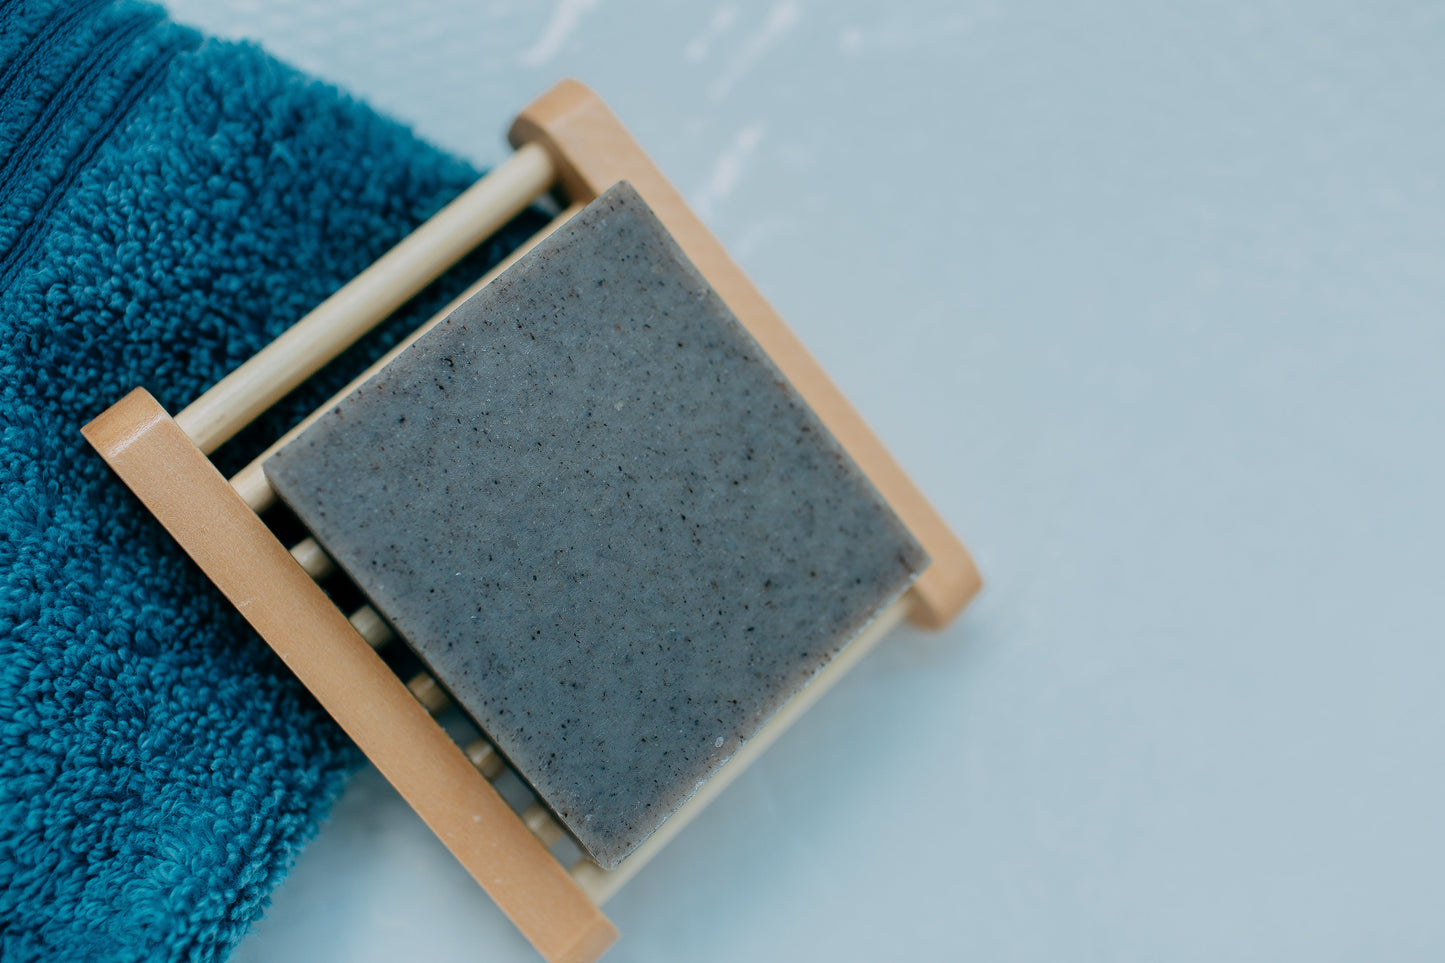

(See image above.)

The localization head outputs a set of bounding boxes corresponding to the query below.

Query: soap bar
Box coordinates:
[265,182,927,869]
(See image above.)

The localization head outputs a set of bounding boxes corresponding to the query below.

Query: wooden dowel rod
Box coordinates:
[231,203,584,513]
[522,803,567,848]
[465,738,507,781]
[288,536,334,580]
[407,672,452,715]
[175,143,557,455]
[348,605,393,649]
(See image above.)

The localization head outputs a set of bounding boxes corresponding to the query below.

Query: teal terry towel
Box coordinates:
[0,2,544,959]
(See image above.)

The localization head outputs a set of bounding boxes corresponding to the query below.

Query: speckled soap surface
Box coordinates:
[265,182,927,868]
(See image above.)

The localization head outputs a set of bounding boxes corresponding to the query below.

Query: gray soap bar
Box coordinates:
[265,181,927,869]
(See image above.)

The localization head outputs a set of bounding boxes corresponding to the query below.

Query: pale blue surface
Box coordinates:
[168,1,1445,959]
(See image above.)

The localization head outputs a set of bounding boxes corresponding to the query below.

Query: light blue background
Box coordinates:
[166,1,1445,959]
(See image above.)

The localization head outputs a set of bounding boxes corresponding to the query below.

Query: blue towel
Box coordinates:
[0,2,545,958]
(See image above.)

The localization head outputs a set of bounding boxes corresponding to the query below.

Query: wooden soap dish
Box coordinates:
[82,80,980,963]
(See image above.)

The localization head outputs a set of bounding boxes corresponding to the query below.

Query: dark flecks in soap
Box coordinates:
[265,181,927,869]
